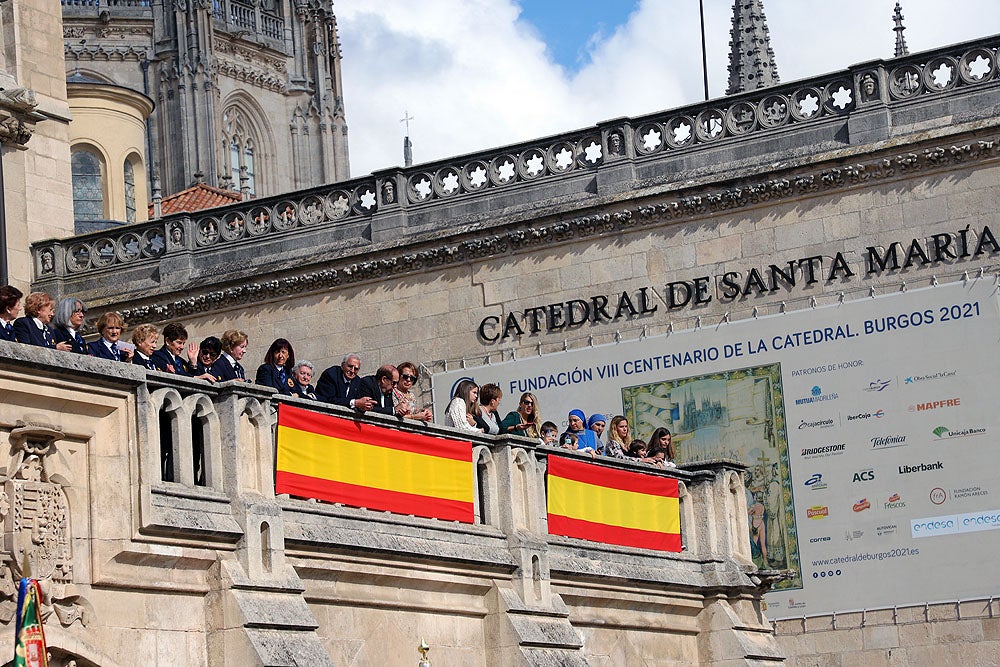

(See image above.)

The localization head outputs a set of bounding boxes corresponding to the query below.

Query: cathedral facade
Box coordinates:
[62,0,350,214]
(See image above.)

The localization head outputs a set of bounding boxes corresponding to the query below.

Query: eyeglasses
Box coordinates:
[400,373,418,382]
[521,399,534,405]
[345,364,360,371]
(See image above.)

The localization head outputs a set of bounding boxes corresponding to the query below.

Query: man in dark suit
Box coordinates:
[316,353,368,408]
[356,364,399,416]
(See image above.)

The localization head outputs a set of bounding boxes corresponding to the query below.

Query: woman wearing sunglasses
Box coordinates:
[500,392,541,439]
[392,361,433,421]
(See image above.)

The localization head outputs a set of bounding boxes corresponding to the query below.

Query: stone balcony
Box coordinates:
[0,340,780,665]
[30,34,1000,322]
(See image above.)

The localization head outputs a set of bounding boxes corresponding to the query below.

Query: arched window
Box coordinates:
[222,107,259,196]
[123,158,136,223]
[71,148,105,222]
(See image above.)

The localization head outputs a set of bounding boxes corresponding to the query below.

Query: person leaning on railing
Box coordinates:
[392,361,432,421]
[52,297,88,354]
[0,285,21,342]
[14,292,71,351]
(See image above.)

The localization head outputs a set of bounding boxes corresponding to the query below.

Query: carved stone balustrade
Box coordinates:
[0,340,781,665]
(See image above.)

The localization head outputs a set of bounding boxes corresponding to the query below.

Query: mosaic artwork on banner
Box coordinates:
[432,278,1000,616]
[622,364,799,587]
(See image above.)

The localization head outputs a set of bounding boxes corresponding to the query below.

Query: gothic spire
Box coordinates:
[726,0,780,95]
[892,2,909,57]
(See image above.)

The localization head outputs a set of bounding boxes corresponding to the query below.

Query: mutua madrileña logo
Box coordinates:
[871,434,907,450]
[932,425,987,440]
[795,385,839,405]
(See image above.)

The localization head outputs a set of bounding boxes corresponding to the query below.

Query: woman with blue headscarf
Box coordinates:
[561,409,601,454]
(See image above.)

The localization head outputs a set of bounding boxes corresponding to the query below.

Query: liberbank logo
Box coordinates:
[898,461,943,474]
[795,386,839,405]
[871,434,907,450]
[932,425,987,439]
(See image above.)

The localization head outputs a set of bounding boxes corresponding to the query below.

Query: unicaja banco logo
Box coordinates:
[932,425,987,439]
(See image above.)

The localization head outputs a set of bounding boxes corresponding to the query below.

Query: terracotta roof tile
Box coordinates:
[149,182,242,217]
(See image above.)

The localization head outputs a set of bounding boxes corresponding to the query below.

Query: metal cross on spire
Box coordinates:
[400,111,414,167]
[400,111,414,136]
[893,2,909,57]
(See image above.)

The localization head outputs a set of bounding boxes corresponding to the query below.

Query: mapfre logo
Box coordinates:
[909,398,960,412]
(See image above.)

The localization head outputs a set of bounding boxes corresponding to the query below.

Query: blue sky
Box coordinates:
[516,1,640,73]
[337,0,1000,176]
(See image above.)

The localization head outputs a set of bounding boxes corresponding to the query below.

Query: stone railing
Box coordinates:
[61,0,152,17]
[0,341,780,665]
[31,35,1000,301]
[211,0,285,43]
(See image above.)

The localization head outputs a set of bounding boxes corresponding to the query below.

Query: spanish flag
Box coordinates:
[546,456,681,552]
[275,404,475,523]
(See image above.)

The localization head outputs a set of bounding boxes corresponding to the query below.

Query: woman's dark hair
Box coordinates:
[199,336,222,357]
[264,338,295,369]
[647,427,676,461]
[0,285,22,313]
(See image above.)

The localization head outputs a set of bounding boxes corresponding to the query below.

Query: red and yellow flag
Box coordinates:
[546,456,681,552]
[275,404,475,523]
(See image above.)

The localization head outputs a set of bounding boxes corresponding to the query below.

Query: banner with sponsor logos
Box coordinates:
[431,278,1000,617]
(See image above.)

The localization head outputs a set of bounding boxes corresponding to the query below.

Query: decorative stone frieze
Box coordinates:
[68,134,996,325]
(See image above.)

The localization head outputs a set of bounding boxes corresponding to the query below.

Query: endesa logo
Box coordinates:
[863,378,893,393]
[804,473,828,490]
[807,506,829,519]
[911,510,1000,538]
[852,498,871,512]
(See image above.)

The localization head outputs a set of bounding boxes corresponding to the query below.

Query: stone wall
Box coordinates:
[0,341,777,666]
[775,599,1000,666]
[1,0,74,289]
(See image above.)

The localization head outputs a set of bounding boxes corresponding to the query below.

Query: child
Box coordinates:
[539,421,559,446]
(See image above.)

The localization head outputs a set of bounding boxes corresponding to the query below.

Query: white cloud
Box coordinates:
[338,0,1000,177]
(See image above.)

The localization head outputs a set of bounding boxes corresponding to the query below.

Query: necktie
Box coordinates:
[111,342,119,358]
[75,333,85,350]
[4,322,10,336]
[235,362,245,379]
[43,326,53,346]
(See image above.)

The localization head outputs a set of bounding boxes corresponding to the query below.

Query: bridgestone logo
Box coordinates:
[801,444,846,456]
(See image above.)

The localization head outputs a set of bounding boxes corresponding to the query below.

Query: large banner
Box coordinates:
[431,279,1000,616]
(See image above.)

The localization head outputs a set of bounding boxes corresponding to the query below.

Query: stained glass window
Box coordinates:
[72,149,104,222]
[124,158,136,223]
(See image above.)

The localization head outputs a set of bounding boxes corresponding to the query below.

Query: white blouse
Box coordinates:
[444,397,480,432]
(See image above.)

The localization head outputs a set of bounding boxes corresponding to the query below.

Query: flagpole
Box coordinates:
[699,0,710,100]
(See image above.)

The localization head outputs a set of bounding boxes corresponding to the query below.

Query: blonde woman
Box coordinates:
[500,392,541,439]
